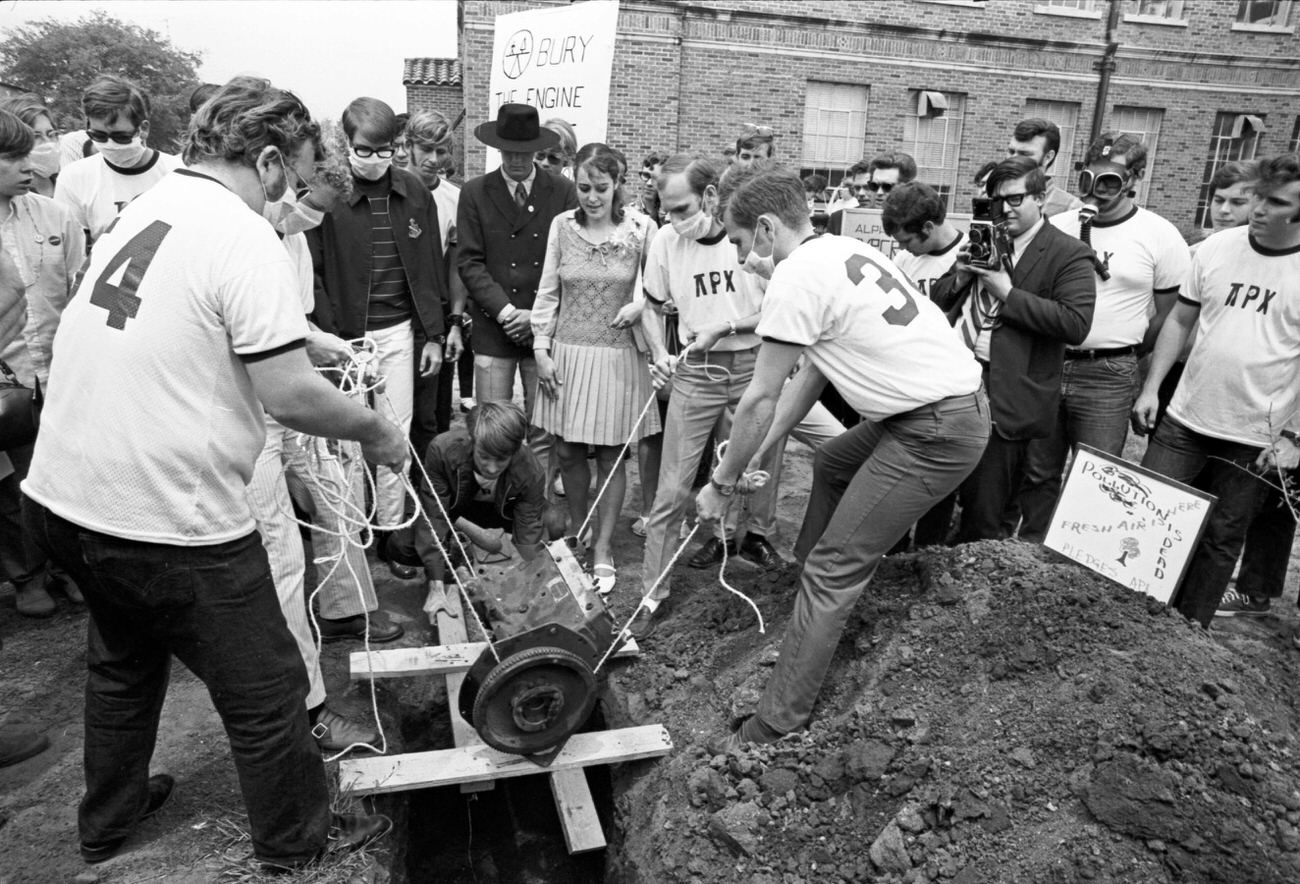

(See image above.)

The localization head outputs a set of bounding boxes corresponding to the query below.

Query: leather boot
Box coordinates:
[14,580,55,617]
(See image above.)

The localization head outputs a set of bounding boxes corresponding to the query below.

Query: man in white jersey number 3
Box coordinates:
[696,167,990,750]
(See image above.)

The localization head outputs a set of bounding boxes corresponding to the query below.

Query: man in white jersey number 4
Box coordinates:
[23,79,403,871]
[696,167,990,750]
[1134,153,1300,630]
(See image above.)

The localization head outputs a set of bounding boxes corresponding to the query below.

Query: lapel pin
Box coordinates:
[527,205,535,213]
[408,219,422,238]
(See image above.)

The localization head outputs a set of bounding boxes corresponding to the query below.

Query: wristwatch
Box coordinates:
[710,474,736,497]
[431,333,446,345]
[1280,429,1300,446]
[447,313,465,328]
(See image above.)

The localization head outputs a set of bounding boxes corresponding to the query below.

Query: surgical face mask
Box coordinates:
[740,217,776,280]
[349,149,391,182]
[671,207,713,240]
[27,143,59,178]
[276,201,325,237]
[97,136,147,168]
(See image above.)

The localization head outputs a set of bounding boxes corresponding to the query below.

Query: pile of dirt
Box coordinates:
[602,541,1300,884]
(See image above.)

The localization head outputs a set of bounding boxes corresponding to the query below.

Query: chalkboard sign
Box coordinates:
[1043,445,1215,604]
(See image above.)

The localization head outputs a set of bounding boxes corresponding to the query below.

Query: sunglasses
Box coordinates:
[86,127,139,144]
[740,124,774,138]
[1078,169,1128,199]
[352,145,395,159]
[535,151,566,165]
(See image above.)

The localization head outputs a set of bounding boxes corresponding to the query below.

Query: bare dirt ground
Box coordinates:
[3,427,1299,884]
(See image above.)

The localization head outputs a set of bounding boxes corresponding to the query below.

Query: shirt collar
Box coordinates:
[502,164,537,194]
[1014,217,1045,253]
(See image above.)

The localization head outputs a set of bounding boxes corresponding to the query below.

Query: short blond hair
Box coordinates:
[467,402,528,459]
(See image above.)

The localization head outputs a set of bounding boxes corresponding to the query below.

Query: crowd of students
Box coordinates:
[0,70,1297,872]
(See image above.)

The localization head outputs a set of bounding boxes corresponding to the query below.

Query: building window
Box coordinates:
[801,81,869,187]
[1237,0,1293,26]
[903,90,966,212]
[1112,106,1164,207]
[1196,111,1264,228]
[1037,0,1102,15]
[1023,99,1080,187]
[1128,0,1188,20]
[1044,0,1101,10]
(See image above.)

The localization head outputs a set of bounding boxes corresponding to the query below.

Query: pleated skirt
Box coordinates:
[533,342,662,446]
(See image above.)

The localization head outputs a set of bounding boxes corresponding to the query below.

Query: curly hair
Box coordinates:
[181,76,321,168]
[574,142,625,226]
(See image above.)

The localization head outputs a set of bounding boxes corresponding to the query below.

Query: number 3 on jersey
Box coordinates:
[844,253,919,327]
[89,220,173,330]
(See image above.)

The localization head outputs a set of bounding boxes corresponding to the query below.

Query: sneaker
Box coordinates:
[1216,590,1271,616]
[739,534,782,572]
[688,537,737,570]
[80,774,176,863]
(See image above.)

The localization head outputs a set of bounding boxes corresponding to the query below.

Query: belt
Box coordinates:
[890,390,983,421]
[1064,345,1138,360]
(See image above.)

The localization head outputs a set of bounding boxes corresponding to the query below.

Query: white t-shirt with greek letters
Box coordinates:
[25,169,309,544]
[643,225,764,352]
[1169,226,1300,447]
[756,235,982,421]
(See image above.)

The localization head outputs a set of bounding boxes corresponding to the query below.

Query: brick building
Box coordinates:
[409,0,1300,233]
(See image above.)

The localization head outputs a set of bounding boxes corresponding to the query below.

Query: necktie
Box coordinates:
[515,183,528,210]
[956,282,998,352]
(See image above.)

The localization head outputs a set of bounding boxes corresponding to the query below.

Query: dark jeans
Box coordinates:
[24,500,330,865]
[955,431,1030,543]
[1018,354,1138,542]
[1236,479,1297,601]
[1140,418,1271,627]
[756,391,989,734]
[0,443,48,586]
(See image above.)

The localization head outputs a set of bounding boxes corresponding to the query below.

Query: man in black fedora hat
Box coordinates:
[457,104,577,463]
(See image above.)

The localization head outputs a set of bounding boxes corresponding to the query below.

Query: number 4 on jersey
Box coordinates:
[89,220,172,330]
[844,253,919,327]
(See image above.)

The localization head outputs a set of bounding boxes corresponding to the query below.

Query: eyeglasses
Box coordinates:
[535,151,566,165]
[86,127,139,144]
[638,170,655,182]
[993,192,1034,208]
[352,145,396,159]
[1078,169,1128,199]
[994,192,1034,208]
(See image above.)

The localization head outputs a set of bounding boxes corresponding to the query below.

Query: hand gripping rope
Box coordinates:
[587,347,771,675]
[285,340,501,760]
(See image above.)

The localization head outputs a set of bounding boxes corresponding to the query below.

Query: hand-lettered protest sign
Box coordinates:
[484,0,619,172]
[1043,445,1215,604]
[841,208,972,262]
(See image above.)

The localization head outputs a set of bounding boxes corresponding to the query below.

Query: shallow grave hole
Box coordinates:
[393,686,618,883]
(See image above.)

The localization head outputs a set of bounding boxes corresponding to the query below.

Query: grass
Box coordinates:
[205,785,387,884]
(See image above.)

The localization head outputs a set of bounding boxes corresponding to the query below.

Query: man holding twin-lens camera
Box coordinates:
[929,156,1096,542]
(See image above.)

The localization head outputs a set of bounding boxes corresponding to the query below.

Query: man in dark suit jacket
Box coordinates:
[929,156,1096,542]
[457,104,578,446]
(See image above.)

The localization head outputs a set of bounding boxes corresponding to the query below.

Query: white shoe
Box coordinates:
[459,397,477,414]
[631,516,648,538]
